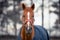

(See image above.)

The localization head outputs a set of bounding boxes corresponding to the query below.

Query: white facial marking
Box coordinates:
[27,12,30,30]
[27,22,30,30]
[27,12,30,19]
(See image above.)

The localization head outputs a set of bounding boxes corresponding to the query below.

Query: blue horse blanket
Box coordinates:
[18,25,49,40]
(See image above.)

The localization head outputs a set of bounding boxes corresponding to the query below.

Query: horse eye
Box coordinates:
[23,15,25,17]
[32,16,34,17]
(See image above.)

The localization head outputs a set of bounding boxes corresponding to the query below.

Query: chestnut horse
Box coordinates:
[18,4,49,40]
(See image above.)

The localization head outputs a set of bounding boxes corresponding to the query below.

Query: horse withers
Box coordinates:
[18,4,49,40]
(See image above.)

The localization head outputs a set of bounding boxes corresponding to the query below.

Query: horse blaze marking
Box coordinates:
[27,12,30,20]
[27,22,30,30]
[27,12,30,30]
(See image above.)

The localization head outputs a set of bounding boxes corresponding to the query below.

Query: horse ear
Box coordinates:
[31,4,35,10]
[22,4,26,10]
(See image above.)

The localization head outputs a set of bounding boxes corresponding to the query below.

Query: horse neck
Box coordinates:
[21,25,34,40]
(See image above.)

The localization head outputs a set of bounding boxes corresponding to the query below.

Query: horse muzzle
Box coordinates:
[25,26,32,34]
[24,20,33,34]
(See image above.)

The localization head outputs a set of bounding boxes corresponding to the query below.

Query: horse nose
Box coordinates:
[26,27,32,34]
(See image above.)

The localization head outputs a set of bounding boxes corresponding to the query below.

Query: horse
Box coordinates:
[18,4,49,40]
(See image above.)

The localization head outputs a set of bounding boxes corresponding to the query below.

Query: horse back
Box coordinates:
[33,25,49,40]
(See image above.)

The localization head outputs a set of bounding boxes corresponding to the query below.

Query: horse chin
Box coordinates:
[26,30,32,35]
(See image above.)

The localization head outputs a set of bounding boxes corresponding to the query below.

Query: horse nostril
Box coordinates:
[29,27,32,31]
